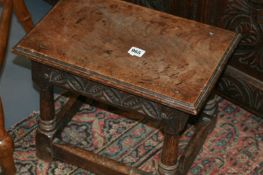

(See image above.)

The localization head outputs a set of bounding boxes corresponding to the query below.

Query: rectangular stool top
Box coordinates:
[13,0,240,114]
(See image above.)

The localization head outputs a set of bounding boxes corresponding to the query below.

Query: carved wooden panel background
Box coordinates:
[218,74,263,115]
[221,0,263,80]
[191,0,263,117]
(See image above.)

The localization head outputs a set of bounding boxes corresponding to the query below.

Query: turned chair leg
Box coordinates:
[0,99,16,175]
[0,0,13,67]
[13,0,33,32]
[0,1,16,174]
[0,0,33,65]
[0,0,33,174]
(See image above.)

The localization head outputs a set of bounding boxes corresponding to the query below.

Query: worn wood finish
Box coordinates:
[159,112,189,175]
[185,0,263,118]
[35,91,83,162]
[131,0,263,117]
[13,0,33,33]
[112,0,263,117]
[35,84,55,162]
[31,62,192,121]
[176,95,218,175]
[176,114,217,175]
[132,0,263,81]
[13,0,240,174]
[15,0,240,115]
[0,99,16,175]
[43,0,263,118]
[0,0,13,68]
[53,143,150,175]
[0,0,32,174]
[0,0,32,66]
[31,62,194,175]
[32,63,84,161]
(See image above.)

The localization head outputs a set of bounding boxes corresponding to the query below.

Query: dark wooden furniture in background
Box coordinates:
[44,0,263,117]
[14,0,240,174]
[0,0,33,174]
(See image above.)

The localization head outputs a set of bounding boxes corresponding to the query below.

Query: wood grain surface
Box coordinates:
[1,0,33,174]
[13,0,240,114]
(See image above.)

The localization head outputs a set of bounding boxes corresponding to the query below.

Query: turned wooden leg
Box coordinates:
[158,111,189,175]
[0,99,16,175]
[176,94,218,175]
[0,0,13,67]
[0,1,16,174]
[36,85,56,162]
[13,0,33,33]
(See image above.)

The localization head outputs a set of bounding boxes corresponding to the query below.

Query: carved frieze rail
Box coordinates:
[32,63,189,121]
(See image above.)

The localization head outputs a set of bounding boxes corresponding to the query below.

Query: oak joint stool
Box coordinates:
[13,0,241,174]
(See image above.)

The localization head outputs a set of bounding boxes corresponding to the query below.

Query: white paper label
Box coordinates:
[128,47,146,57]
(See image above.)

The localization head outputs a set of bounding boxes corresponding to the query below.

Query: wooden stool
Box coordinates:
[13,0,241,174]
[0,0,33,174]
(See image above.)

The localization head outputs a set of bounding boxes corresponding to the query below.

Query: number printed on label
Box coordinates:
[128,47,146,57]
